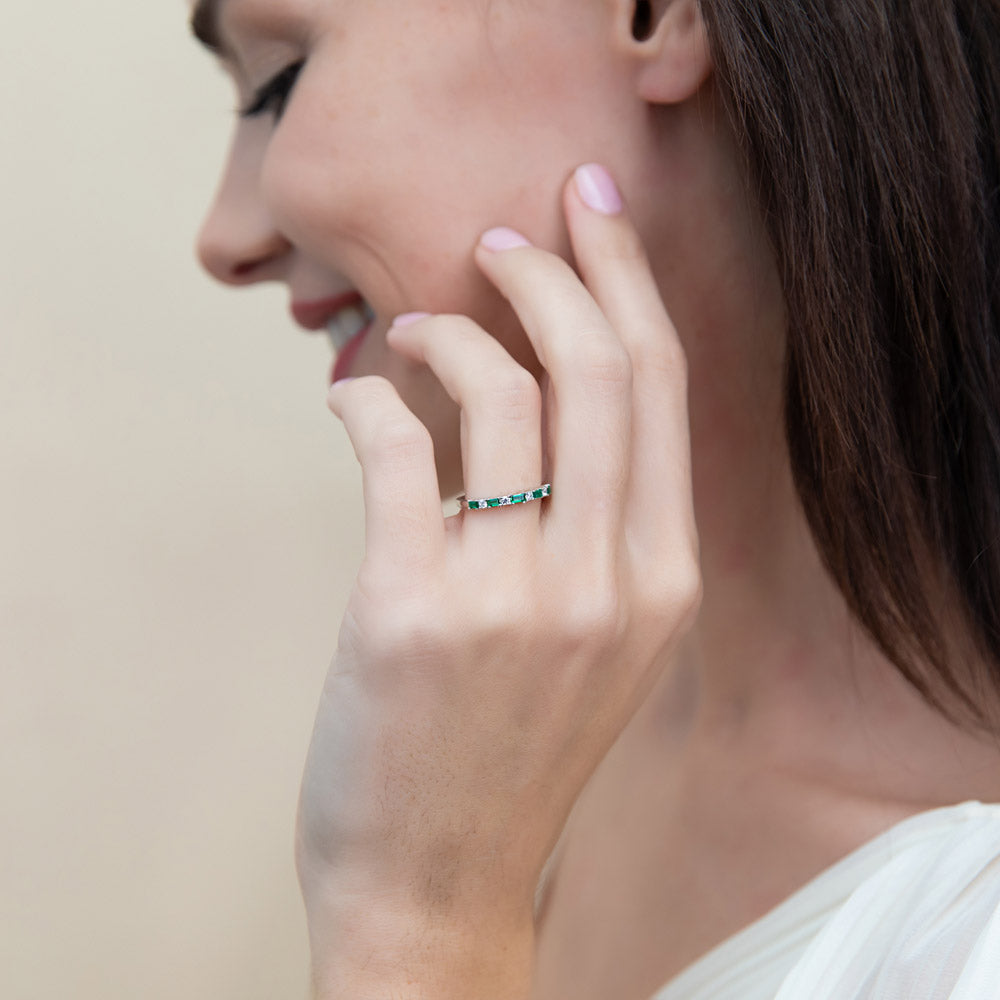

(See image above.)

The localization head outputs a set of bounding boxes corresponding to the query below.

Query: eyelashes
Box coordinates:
[239,60,305,120]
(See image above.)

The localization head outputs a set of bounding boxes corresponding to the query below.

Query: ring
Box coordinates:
[458,483,552,511]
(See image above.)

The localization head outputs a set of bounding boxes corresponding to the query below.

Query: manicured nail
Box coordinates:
[480,227,532,252]
[391,311,431,328]
[329,377,356,390]
[574,164,623,216]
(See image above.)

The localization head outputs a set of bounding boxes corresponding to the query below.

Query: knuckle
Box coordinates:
[633,328,687,382]
[572,338,632,391]
[662,334,690,381]
[380,612,441,662]
[470,589,531,644]
[558,586,624,653]
[368,414,433,468]
[637,557,703,630]
[672,558,704,625]
[479,366,542,421]
[355,588,446,663]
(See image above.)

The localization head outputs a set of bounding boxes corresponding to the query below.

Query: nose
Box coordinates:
[196,131,291,285]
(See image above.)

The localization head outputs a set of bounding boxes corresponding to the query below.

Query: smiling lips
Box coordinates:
[290,293,375,382]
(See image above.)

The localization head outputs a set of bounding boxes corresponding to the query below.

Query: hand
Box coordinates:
[296,164,701,999]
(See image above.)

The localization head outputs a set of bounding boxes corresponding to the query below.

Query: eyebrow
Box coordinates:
[190,0,229,57]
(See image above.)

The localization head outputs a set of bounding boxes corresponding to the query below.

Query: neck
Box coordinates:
[639,153,1000,809]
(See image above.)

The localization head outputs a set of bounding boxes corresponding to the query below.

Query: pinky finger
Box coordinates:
[329,376,446,582]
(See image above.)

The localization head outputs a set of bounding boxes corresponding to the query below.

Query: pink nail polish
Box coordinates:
[391,312,431,328]
[480,227,532,252]
[574,164,623,216]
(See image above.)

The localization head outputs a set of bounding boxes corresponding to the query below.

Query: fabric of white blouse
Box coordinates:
[653,801,1000,1000]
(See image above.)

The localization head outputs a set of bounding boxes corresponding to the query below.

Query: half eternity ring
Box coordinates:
[458,483,552,511]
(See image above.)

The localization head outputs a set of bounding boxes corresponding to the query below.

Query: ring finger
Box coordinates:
[387,312,545,549]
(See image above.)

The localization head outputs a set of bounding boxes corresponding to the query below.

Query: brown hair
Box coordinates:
[700,0,1000,726]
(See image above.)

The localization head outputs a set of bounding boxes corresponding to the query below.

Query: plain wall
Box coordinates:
[1,4,364,997]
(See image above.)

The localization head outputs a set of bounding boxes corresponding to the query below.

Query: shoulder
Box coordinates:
[777,802,1000,999]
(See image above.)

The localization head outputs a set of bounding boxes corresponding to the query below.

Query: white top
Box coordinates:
[653,801,1000,1000]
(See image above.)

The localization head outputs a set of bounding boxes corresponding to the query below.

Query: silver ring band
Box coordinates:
[458,483,552,511]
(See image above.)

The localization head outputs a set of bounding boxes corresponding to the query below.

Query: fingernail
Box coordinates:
[480,227,532,252]
[391,311,431,328]
[574,164,623,216]
[329,377,356,390]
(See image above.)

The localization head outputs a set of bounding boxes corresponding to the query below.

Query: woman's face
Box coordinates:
[195,0,658,491]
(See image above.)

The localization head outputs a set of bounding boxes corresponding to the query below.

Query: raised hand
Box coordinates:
[296,164,700,1000]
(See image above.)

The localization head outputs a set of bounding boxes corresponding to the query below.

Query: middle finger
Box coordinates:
[474,229,632,555]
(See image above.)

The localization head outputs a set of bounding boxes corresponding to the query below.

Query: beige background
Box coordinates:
[1,4,364,997]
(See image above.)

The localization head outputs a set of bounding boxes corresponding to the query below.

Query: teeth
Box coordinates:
[325,302,374,351]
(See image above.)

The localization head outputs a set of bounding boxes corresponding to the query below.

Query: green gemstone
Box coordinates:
[487,498,501,508]
[532,489,544,499]
[511,493,525,504]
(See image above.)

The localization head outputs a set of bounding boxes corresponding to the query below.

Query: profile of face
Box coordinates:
[195,0,716,494]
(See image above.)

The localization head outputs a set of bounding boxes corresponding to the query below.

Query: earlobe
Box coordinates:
[615,0,713,105]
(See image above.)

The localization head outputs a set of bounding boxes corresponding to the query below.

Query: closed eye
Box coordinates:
[240,60,305,120]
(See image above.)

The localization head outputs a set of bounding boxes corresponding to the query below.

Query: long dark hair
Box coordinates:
[701,0,1000,726]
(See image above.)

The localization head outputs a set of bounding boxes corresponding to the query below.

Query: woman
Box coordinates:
[191,0,1000,996]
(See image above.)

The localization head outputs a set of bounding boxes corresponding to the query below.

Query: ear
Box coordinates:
[612,0,713,104]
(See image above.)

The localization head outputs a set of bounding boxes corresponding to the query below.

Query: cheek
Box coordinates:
[258,114,347,250]
[258,52,609,375]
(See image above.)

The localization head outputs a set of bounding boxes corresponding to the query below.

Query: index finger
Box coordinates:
[328,376,447,586]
